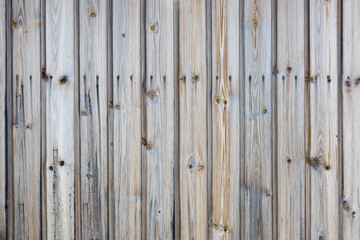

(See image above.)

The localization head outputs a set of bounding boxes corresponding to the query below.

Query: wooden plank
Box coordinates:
[242,0,273,239]
[11,0,41,238]
[0,0,5,238]
[178,0,208,238]
[79,0,108,239]
[142,0,175,239]
[112,0,142,239]
[342,0,360,239]
[276,0,305,239]
[210,0,240,239]
[45,0,76,238]
[307,0,340,239]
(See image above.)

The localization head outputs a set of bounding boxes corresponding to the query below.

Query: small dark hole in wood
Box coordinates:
[352,211,356,216]
[188,164,193,169]
[287,158,291,163]
[325,165,331,170]
[60,160,65,166]
[49,166,54,171]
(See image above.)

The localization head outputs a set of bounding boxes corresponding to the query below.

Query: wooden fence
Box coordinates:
[0,0,357,239]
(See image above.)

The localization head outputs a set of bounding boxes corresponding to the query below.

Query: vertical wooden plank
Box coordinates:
[276,0,305,239]
[45,0,76,238]
[210,0,240,239]
[179,0,208,238]
[11,0,41,238]
[79,0,108,239]
[307,0,339,239]
[143,0,175,239]
[342,0,360,239]
[112,0,142,239]
[0,0,5,237]
[243,0,273,239]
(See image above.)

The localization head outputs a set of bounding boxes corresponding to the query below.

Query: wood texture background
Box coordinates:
[0,0,357,239]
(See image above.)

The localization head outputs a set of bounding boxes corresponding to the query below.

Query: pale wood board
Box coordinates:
[178,0,208,238]
[210,0,240,239]
[11,0,41,238]
[342,0,360,239]
[45,0,76,238]
[112,0,142,239]
[79,0,109,239]
[276,0,306,239]
[243,0,273,239]
[142,0,176,238]
[0,0,5,238]
[307,0,340,239]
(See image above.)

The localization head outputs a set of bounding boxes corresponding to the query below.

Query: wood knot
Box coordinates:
[305,75,314,82]
[80,110,88,116]
[87,173,92,179]
[193,74,199,82]
[198,165,204,171]
[42,68,49,81]
[90,12,96,18]
[12,20,21,29]
[306,156,322,169]
[325,165,331,170]
[59,75,68,85]
[287,66,292,73]
[355,78,360,86]
[59,160,65,166]
[215,96,221,104]
[345,80,352,87]
[287,158,291,163]
[142,137,152,150]
[263,107,268,114]
[266,193,271,197]
[343,200,351,211]
[25,124,32,129]
[49,166,54,171]
[327,75,331,82]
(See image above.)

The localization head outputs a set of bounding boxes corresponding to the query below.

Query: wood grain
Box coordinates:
[210,0,240,239]
[112,0,142,239]
[179,0,208,238]
[243,0,273,239]
[307,0,340,239]
[276,0,305,239]
[79,0,109,239]
[342,0,360,239]
[143,0,176,239]
[45,0,76,238]
[11,0,41,238]
[0,0,5,238]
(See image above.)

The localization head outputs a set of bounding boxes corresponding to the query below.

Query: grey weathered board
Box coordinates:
[0,0,360,239]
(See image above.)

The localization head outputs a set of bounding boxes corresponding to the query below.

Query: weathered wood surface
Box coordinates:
[79,0,108,239]
[45,0,76,238]
[307,0,340,239]
[0,0,5,238]
[243,0,273,239]
[179,0,208,239]
[342,0,360,239]
[143,0,176,239]
[210,0,240,239]
[2,1,360,239]
[11,0,41,239]
[276,0,305,239]
[112,0,142,239]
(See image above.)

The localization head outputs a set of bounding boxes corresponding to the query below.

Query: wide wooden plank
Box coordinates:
[45,0,76,238]
[307,0,339,239]
[11,0,41,238]
[210,0,240,239]
[179,0,208,239]
[276,0,305,239]
[112,0,142,239]
[143,0,175,239]
[0,0,5,238]
[79,0,109,239]
[242,0,273,239]
[342,0,360,238]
